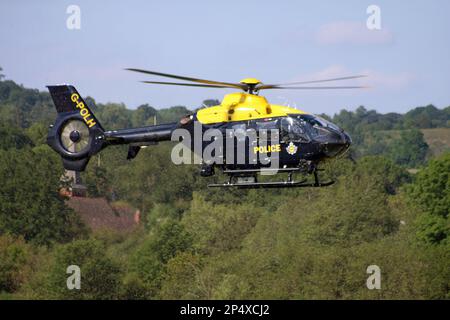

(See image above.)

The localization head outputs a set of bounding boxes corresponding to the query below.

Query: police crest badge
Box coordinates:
[286,142,298,155]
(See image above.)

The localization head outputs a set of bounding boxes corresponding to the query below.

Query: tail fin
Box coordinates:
[47,85,107,171]
[47,85,103,131]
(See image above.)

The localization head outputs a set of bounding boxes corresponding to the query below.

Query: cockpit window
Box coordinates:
[315,116,341,132]
[280,117,310,143]
[255,119,279,130]
[296,114,341,132]
[254,119,279,142]
[226,123,247,141]
[287,114,342,142]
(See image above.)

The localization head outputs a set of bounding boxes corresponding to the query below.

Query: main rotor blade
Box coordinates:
[257,75,367,90]
[258,85,369,90]
[141,81,233,88]
[127,68,247,90]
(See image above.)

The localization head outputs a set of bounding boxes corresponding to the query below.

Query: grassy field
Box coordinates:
[422,128,450,157]
[365,127,450,159]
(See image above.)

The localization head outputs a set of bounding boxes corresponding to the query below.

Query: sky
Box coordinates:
[1,0,450,115]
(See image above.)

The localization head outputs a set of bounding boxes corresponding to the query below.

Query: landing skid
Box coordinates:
[208,179,334,189]
[207,169,334,189]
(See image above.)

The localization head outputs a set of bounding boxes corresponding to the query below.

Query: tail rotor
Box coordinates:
[47,85,107,171]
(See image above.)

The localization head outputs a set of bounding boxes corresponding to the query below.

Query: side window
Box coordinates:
[227,123,247,142]
[255,119,279,141]
[280,117,310,143]
[298,115,330,140]
[255,119,278,130]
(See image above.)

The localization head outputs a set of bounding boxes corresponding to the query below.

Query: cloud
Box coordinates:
[289,65,414,91]
[298,65,351,81]
[360,69,415,90]
[316,21,393,45]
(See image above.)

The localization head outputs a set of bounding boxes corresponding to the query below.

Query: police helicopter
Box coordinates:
[46,69,365,188]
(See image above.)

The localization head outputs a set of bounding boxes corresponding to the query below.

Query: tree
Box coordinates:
[131,104,157,127]
[129,220,193,297]
[0,234,32,293]
[111,144,199,212]
[159,252,203,299]
[96,103,131,129]
[404,105,449,128]
[156,106,192,123]
[182,194,262,254]
[407,152,450,245]
[355,156,411,195]
[0,66,4,81]
[36,239,122,299]
[25,122,48,146]
[388,129,429,167]
[83,159,110,198]
[0,124,33,150]
[0,146,86,245]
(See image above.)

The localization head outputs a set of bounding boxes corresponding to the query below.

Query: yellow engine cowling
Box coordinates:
[196,92,307,124]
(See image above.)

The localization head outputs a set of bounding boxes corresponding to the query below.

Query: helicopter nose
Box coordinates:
[322,130,351,157]
[336,131,351,156]
[343,131,352,147]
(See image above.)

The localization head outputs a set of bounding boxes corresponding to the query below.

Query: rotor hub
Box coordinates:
[60,119,90,154]
[239,78,262,85]
[69,130,81,143]
[239,78,262,94]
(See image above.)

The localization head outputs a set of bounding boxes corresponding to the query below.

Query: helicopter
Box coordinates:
[46,69,365,188]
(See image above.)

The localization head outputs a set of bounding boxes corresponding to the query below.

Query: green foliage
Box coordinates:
[159,252,203,299]
[82,159,110,198]
[110,144,200,212]
[407,152,450,245]
[331,106,447,164]
[333,105,449,135]
[356,156,411,194]
[129,220,192,297]
[414,214,449,246]
[404,104,449,128]
[156,106,191,123]
[0,78,449,299]
[0,80,55,128]
[225,237,448,299]
[0,234,32,293]
[131,104,157,127]
[183,194,262,254]
[388,129,429,167]
[96,103,132,130]
[0,146,86,245]
[0,124,33,150]
[25,122,48,146]
[33,239,122,299]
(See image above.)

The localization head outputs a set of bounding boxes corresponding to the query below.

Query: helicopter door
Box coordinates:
[253,119,280,168]
[224,122,252,168]
[280,117,311,164]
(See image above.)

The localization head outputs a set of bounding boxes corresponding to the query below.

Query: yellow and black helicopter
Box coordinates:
[47,69,365,188]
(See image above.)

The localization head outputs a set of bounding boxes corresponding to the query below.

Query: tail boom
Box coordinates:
[46,84,176,171]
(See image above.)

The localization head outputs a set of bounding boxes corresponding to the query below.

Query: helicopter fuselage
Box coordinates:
[104,92,352,187]
[47,86,351,188]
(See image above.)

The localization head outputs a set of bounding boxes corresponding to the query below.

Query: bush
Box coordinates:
[0,234,32,293]
[30,239,122,299]
[0,146,87,245]
[407,152,450,245]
